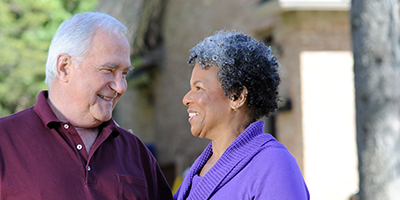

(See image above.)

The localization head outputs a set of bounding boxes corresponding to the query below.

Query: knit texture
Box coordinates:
[174,121,310,200]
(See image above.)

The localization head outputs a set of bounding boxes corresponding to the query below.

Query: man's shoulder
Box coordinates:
[116,127,139,139]
[112,127,157,160]
[114,127,147,146]
[0,107,38,138]
[0,107,36,124]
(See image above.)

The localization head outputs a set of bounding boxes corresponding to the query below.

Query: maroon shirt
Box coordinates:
[0,91,172,200]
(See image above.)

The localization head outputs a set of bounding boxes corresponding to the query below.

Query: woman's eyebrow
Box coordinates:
[192,80,201,86]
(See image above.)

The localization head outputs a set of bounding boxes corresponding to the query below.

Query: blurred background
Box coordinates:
[1,0,398,199]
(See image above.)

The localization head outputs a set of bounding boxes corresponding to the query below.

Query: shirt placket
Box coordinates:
[61,122,96,185]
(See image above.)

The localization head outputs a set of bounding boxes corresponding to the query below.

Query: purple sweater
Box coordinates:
[174,121,310,199]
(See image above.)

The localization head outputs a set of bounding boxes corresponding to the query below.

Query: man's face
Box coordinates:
[66,30,132,128]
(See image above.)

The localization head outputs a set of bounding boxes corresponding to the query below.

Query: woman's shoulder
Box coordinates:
[215,134,309,199]
[251,132,286,150]
[250,134,300,169]
[246,137,309,198]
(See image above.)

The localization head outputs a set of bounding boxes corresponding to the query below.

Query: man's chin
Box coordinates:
[89,113,112,126]
[93,107,113,121]
[97,114,112,122]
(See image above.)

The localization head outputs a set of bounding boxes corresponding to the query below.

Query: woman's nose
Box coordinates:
[182,90,192,106]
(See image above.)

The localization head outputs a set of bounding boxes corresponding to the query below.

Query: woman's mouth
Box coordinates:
[188,112,199,121]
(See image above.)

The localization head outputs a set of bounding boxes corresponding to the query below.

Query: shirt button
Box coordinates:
[88,166,91,171]
[64,124,70,129]
[77,144,83,150]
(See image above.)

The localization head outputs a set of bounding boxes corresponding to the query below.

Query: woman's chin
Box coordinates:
[191,132,200,137]
[191,129,202,138]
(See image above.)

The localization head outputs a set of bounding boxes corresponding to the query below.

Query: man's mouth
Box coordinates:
[98,94,114,101]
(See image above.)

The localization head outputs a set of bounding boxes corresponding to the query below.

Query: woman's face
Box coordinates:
[182,64,232,139]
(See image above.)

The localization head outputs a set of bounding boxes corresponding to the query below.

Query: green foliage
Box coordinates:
[0,0,98,117]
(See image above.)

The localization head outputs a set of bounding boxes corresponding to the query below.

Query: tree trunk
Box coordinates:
[96,0,145,46]
[351,0,400,199]
[96,0,164,56]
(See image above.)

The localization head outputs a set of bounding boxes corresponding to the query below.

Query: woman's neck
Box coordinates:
[199,121,248,177]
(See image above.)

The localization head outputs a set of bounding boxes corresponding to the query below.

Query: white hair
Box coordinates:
[45,12,128,86]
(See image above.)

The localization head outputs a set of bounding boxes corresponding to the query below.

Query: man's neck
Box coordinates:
[47,93,100,155]
[75,126,99,155]
[47,96,68,122]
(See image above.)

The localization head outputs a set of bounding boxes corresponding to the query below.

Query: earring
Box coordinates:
[233,109,236,114]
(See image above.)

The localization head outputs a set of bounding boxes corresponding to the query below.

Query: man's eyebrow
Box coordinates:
[98,63,118,68]
[126,65,134,72]
[99,63,134,72]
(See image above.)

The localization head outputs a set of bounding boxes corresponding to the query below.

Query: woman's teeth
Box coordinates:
[189,112,199,118]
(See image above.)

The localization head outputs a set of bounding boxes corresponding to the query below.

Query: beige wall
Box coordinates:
[153,0,271,173]
[113,1,359,198]
[301,51,358,199]
[272,10,358,199]
[273,10,352,171]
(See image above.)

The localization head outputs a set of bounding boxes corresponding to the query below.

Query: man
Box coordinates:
[0,12,172,199]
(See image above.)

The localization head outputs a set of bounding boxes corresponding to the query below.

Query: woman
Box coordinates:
[174,30,309,199]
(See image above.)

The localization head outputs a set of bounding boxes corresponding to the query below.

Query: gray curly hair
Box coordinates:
[188,30,281,120]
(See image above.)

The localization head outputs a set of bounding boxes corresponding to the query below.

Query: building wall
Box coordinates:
[153,0,268,175]
[272,10,358,199]
[273,10,352,172]
[301,51,358,200]
[112,1,358,198]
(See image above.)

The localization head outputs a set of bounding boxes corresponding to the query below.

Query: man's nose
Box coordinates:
[110,74,127,94]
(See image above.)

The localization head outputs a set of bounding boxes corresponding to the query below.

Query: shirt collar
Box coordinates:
[99,119,121,138]
[34,90,62,128]
[34,90,120,138]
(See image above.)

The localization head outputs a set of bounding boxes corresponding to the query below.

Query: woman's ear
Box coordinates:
[231,87,248,111]
[56,54,72,83]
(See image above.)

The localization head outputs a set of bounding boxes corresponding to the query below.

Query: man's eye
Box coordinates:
[103,68,113,72]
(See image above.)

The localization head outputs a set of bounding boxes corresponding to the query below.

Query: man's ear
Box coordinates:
[56,54,72,83]
[231,87,248,110]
